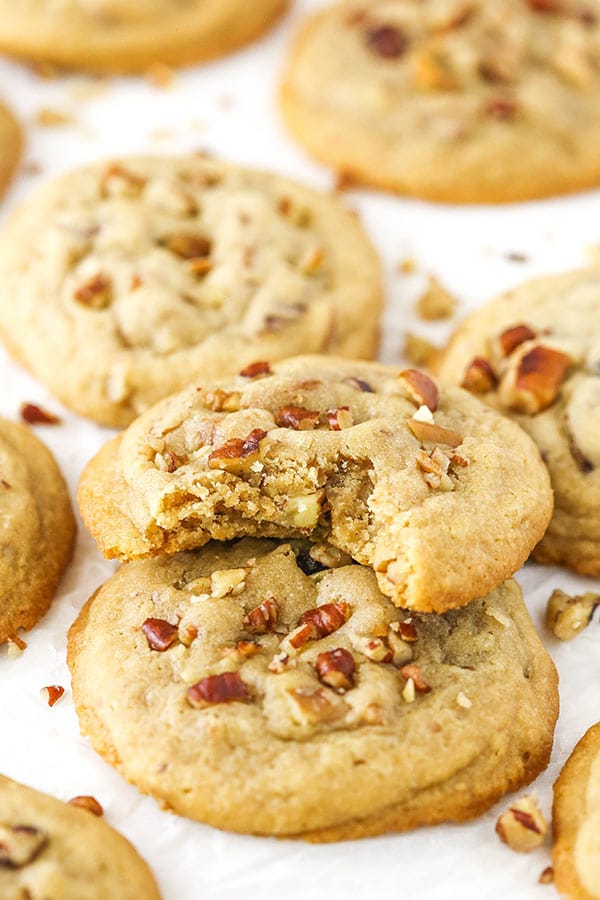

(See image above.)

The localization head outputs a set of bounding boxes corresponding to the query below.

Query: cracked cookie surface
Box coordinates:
[0,775,161,899]
[436,267,600,575]
[0,0,288,72]
[280,0,600,203]
[0,417,75,643]
[67,538,558,840]
[553,723,600,900]
[78,356,553,613]
[0,156,381,427]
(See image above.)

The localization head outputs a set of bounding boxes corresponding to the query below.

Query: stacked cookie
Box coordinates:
[70,356,559,838]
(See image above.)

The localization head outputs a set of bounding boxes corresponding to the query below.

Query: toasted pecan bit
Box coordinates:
[73,273,112,309]
[398,369,439,411]
[495,796,547,852]
[400,664,431,693]
[298,601,350,639]
[288,687,348,723]
[365,24,409,59]
[239,360,272,379]
[411,48,458,91]
[268,651,289,673]
[68,796,103,817]
[545,588,599,640]
[221,640,262,661]
[7,635,27,659]
[361,637,393,663]
[504,345,572,414]
[397,619,417,642]
[276,406,320,431]
[326,406,354,430]
[407,419,463,447]
[187,672,250,707]
[416,447,452,490]
[527,0,562,12]
[20,403,61,425]
[461,357,497,393]
[201,388,241,412]
[344,377,374,393]
[485,97,518,120]
[316,648,355,691]
[186,257,213,277]
[0,825,48,867]
[498,324,537,356]
[154,449,184,473]
[243,597,279,633]
[40,685,64,707]
[539,867,554,885]
[100,163,145,197]
[141,618,179,652]
[163,233,211,260]
[208,428,267,472]
[210,568,247,598]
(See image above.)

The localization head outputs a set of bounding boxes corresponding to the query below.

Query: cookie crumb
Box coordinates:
[416,276,457,321]
[506,251,529,263]
[146,62,175,89]
[398,257,416,274]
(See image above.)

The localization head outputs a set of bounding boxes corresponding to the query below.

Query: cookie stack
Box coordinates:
[69,355,559,838]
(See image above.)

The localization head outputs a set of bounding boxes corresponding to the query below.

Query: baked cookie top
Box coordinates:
[0,0,288,72]
[553,722,600,900]
[0,417,75,643]
[67,538,558,840]
[0,156,381,427]
[436,268,600,576]
[0,99,21,200]
[0,775,161,900]
[78,356,552,613]
[280,0,600,202]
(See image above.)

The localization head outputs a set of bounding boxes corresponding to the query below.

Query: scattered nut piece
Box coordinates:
[400,664,431,693]
[282,492,324,529]
[288,687,348,723]
[40,685,64,707]
[239,361,272,378]
[326,406,354,430]
[298,602,350,640]
[276,406,320,430]
[456,691,472,709]
[154,449,184,473]
[495,796,547,852]
[486,97,518,120]
[201,388,241,413]
[68,796,103,817]
[0,825,48,867]
[220,640,262,661]
[408,419,463,447]
[20,403,61,426]
[243,597,279,633]
[268,651,289,673]
[344,377,374,393]
[461,357,497,393]
[365,24,408,59]
[538,866,554,885]
[399,369,439,411]
[187,672,250,707]
[416,276,457,321]
[545,588,599,641]
[73,273,112,309]
[100,163,145,198]
[316,648,355,691]
[210,568,247,599]
[141,618,179,651]
[163,233,211,260]
[498,324,537,357]
[402,677,416,703]
[500,345,572,414]
[208,428,267,473]
[6,635,27,658]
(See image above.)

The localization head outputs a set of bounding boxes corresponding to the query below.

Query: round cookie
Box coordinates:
[0,417,76,643]
[0,100,21,201]
[0,156,382,428]
[553,723,600,900]
[0,0,288,73]
[78,357,553,613]
[436,268,600,576]
[280,0,600,204]
[67,538,559,840]
[0,774,161,899]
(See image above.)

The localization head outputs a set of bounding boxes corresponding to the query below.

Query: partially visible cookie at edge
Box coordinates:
[78,356,553,613]
[0,416,76,643]
[0,99,21,200]
[0,156,382,427]
[280,0,600,203]
[553,723,600,900]
[435,267,600,576]
[67,538,559,840]
[0,774,161,899]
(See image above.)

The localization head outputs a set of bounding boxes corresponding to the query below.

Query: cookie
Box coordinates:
[67,538,558,840]
[280,0,600,203]
[436,268,600,576]
[0,417,76,643]
[553,723,600,900]
[78,357,553,613]
[0,0,288,73]
[0,100,21,200]
[0,774,161,899]
[0,156,382,428]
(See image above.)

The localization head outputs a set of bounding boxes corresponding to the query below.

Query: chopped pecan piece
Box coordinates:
[100,163,145,197]
[201,388,241,412]
[365,24,408,59]
[74,273,112,309]
[545,588,599,641]
[400,664,431,693]
[396,619,417,642]
[243,597,279,633]
[210,568,247,598]
[326,406,354,430]
[344,377,374,393]
[495,796,547,852]
[20,403,61,425]
[68,796,103,817]
[527,0,562,11]
[0,825,48,867]
[239,361,272,378]
[187,672,250,707]
[186,257,213,277]
[501,345,572,414]
[416,447,452,490]
[360,636,393,663]
[154,449,184,473]
[498,324,537,356]
[163,233,211,260]
[276,406,320,430]
[298,601,350,639]
[539,867,554,884]
[208,428,267,473]
[407,419,463,447]
[461,357,497,393]
[398,369,439,411]
[316,648,355,691]
[142,618,179,651]
[411,48,458,91]
[40,685,64,707]
[220,640,262,661]
[485,97,518,120]
[288,687,348,723]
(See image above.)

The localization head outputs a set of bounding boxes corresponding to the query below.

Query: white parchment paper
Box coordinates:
[0,3,599,897]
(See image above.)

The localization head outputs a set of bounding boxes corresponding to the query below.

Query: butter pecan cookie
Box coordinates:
[0,0,288,72]
[0,100,21,200]
[436,268,600,575]
[280,0,600,203]
[0,156,382,428]
[0,775,161,899]
[0,417,75,643]
[67,539,558,840]
[553,723,600,900]
[78,357,552,613]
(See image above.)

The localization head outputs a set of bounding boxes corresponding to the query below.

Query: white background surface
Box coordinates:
[0,2,599,897]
